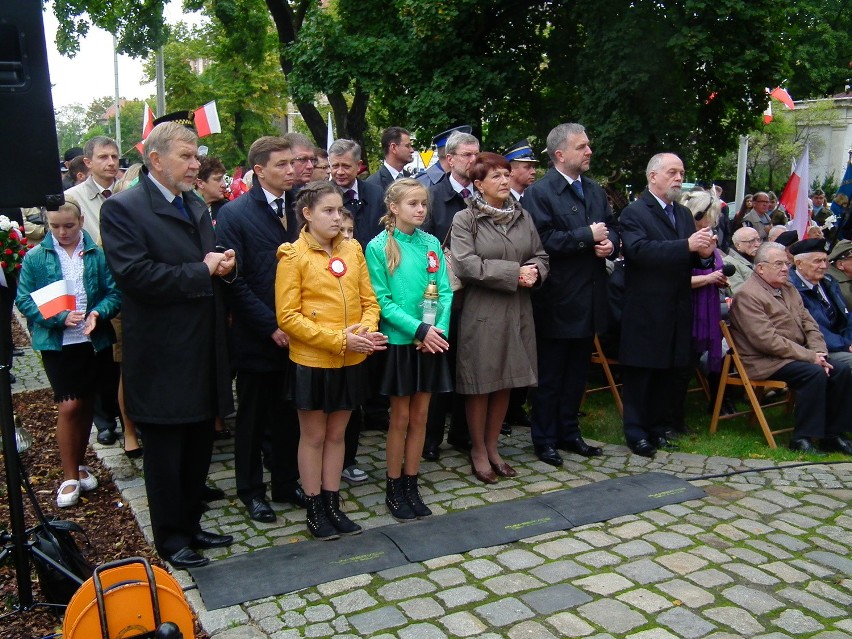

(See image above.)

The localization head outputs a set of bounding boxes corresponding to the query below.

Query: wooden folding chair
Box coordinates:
[586,335,623,416]
[710,321,794,448]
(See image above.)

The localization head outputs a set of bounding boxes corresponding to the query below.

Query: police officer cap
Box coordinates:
[828,239,852,262]
[152,110,195,130]
[789,238,827,256]
[503,139,538,163]
[432,125,472,149]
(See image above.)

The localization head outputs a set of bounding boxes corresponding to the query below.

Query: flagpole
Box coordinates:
[112,36,122,155]
[735,135,748,211]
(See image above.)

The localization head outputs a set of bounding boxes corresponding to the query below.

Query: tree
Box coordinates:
[55,103,89,153]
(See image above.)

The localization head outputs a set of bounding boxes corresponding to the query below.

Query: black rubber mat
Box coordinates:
[191,472,705,610]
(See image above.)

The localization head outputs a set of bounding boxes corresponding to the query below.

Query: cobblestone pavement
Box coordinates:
[12,340,852,639]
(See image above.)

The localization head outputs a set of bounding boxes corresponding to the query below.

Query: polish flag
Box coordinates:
[779,144,810,241]
[136,102,156,154]
[194,101,221,137]
[30,280,76,319]
[763,87,795,124]
[326,111,334,152]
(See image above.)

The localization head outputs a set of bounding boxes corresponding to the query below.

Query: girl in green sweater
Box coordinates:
[366,179,453,521]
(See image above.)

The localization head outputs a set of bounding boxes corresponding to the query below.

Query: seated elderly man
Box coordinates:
[729,242,852,455]
[724,227,760,294]
[828,240,852,309]
[789,238,852,370]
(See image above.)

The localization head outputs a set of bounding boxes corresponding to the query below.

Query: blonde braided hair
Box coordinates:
[382,178,428,275]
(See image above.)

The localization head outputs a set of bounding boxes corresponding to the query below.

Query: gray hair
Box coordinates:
[680,189,720,226]
[143,122,198,168]
[83,135,118,158]
[282,132,314,151]
[445,132,478,155]
[754,241,786,264]
[645,153,676,180]
[545,123,586,162]
[328,138,361,161]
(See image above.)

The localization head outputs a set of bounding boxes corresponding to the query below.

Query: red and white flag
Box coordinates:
[194,101,221,137]
[763,87,795,124]
[779,144,810,241]
[136,102,156,154]
[30,280,75,319]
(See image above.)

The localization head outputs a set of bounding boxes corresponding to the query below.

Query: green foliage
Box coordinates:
[812,172,839,198]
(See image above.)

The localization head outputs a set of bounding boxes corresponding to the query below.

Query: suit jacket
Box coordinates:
[723,248,754,295]
[424,175,468,245]
[343,178,385,251]
[618,189,704,368]
[365,164,394,193]
[215,182,298,372]
[525,168,619,339]
[729,272,826,380]
[100,170,233,423]
[789,270,852,352]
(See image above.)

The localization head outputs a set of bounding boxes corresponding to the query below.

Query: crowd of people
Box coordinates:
[12,118,852,570]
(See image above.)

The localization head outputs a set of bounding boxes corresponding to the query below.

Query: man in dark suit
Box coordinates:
[100,122,236,569]
[619,153,715,457]
[421,130,480,459]
[216,136,307,524]
[328,139,385,250]
[366,127,414,193]
[525,123,618,466]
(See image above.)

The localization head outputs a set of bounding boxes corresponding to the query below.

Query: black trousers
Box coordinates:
[93,360,121,433]
[140,419,214,557]
[235,370,299,503]
[531,336,594,446]
[622,365,688,445]
[771,359,852,439]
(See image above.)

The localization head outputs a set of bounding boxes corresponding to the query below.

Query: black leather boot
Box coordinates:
[386,476,416,521]
[321,490,362,535]
[403,474,432,518]
[306,493,339,540]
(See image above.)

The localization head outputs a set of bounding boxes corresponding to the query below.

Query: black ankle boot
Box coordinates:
[321,490,362,535]
[386,476,416,521]
[306,493,339,540]
[402,474,432,518]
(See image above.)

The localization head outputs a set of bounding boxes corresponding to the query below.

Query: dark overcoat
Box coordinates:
[215,182,298,372]
[344,178,386,251]
[100,170,232,423]
[365,164,394,193]
[424,174,468,245]
[618,189,702,369]
[525,168,619,339]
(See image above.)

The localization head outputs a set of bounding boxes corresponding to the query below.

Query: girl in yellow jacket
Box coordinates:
[275,181,386,540]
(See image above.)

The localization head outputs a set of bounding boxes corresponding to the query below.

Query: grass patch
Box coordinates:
[578,369,849,463]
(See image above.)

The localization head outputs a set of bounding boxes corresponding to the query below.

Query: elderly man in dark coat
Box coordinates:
[525,123,618,466]
[100,122,237,569]
[730,242,852,455]
[618,153,715,457]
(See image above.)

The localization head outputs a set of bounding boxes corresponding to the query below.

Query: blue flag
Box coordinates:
[831,160,852,216]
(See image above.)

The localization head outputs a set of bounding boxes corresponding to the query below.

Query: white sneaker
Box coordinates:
[57,480,80,508]
[78,465,98,492]
[341,464,368,483]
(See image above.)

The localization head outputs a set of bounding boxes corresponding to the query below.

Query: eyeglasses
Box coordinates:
[315,164,330,171]
[452,152,478,159]
[739,238,762,245]
[293,156,317,165]
[758,260,791,269]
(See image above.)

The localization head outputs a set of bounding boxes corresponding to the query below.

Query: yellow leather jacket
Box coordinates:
[275,228,380,368]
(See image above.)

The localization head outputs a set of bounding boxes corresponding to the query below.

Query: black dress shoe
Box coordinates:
[246,496,276,523]
[789,437,817,453]
[557,437,603,457]
[191,530,234,549]
[12,347,24,357]
[820,436,852,455]
[629,439,657,458]
[422,441,440,461]
[202,485,226,502]
[500,422,512,436]
[213,428,233,440]
[534,445,563,467]
[271,484,309,509]
[97,429,118,446]
[167,547,209,569]
[652,435,678,450]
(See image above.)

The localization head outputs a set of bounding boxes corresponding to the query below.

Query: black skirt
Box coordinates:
[41,342,113,403]
[379,344,453,397]
[292,362,370,413]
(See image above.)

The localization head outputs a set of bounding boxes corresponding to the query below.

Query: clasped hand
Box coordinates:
[688,227,715,257]
[65,310,99,335]
[417,326,450,354]
[204,249,236,276]
[345,323,388,354]
[518,264,538,288]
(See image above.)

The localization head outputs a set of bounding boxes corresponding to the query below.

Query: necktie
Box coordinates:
[460,188,471,199]
[344,189,356,202]
[172,196,190,220]
[664,203,676,227]
[571,180,584,199]
[274,197,287,230]
[102,189,112,199]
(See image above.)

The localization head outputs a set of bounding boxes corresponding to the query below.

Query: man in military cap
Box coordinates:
[416,125,472,187]
[828,239,852,308]
[504,139,538,204]
[729,241,852,455]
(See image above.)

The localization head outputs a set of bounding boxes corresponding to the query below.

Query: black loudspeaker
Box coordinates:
[0,2,63,209]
